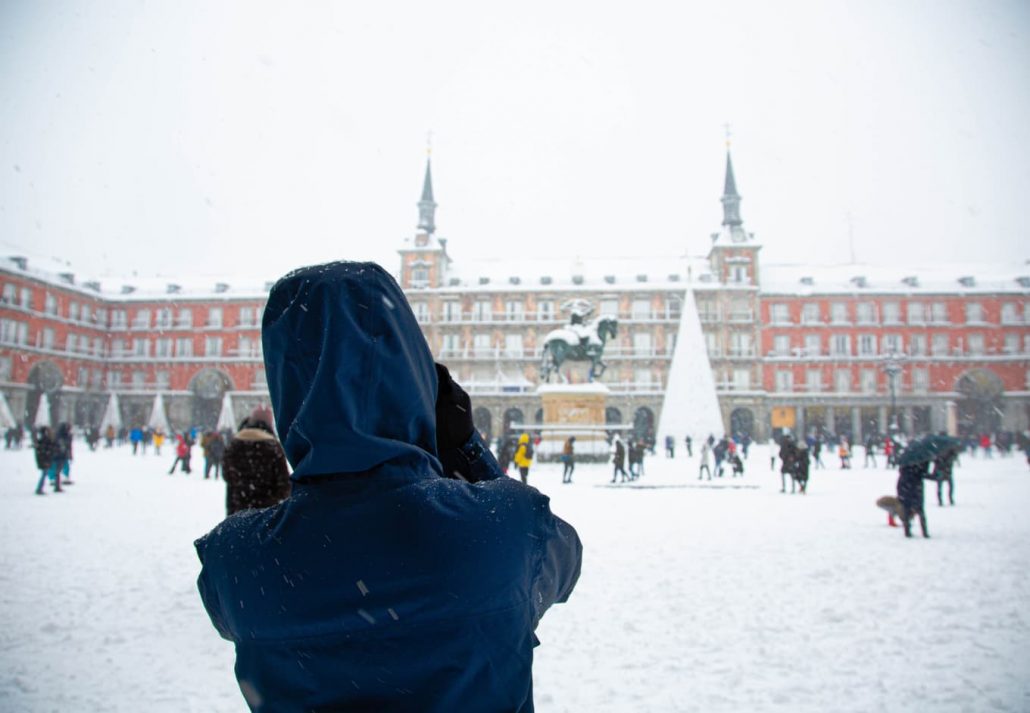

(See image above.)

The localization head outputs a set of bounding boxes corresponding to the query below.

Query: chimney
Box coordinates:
[10,256,27,270]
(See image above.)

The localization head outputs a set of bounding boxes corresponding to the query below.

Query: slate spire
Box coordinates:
[417,158,437,235]
[721,151,742,228]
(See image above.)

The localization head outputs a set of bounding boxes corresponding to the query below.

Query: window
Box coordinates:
[131,371,146,390]
[912,367,929,394]
[132,338,148,357]
[831,334,851,356]
[882,334,902,355]
[860,369,877,393]
[111,309,127,329]
[92,337,104,357]
[0,319,25,344]
[830,302,848,324]
[697,300,718,322]
[207,307,223,328]
[69,302,80,322]
[909,334,926,356]
[931,302,948,324]
[505,300,524,321]
[238,336,257,358]
[773,335,791,356]
[473,334,491,355]
[733,368,751,390]
[803,334,821,357]
[705,331,720,357]
[806,369,823,392]
[835,369,851,393]
[472,300,492,321]
[205,337,222,357]
[251,369,266,389]
[80,305,92,323]
[729,299,752,321]
[1,284,14,304]
[239,306,257,327]
[858,334,877,356]
[801,303,820,324]
[442,302,461,322]
[176,338,193,357]
[855,302,876,325]
[411,267,429,286]
[775,370,793,392]
[441,333,460,355]
[19,287,32,310]
[633,333,653,354]
[634,368,652,385]
[155,371,170,389]
[882,301,900,324]
[907,301,925,324]
[537,301,555,321]
[66,334,77,353]
[965,302,983,324]
[0,355,11,382]
[41,327,55,350]
[111,338,126,356]
[156,308,172,328]
[155,338,172,358]
[967,334,985,355]
[1000,303,1019,325]
[731,265,748,283]
[133,309,151,329]
[94,307,107,326]
[932,334,949,356]
[631,299,651,320]
[770,303,789,324]
[44,293,58,315]
[729,332,752,357]
[1002,334,1019,354]
[108,371,122,388]
[177,308,193,328]
[90,370,104,389]
[504,333,523,357]
[411,302,429,323]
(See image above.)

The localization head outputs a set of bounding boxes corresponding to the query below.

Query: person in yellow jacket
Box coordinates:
[153,428,166,456]
[513,432,534,484]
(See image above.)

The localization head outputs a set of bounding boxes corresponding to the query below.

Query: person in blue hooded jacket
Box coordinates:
[194,261,582,713]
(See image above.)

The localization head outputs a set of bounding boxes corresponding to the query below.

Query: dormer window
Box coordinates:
[411,267,429,286]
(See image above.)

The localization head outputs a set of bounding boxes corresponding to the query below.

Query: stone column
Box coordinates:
[826,405,836,435]
[797,406,806,438]
[903,406,914,436]
[878,405,888,433]
[852,406,861,442]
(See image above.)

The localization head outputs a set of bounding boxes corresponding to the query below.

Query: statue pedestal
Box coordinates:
[536,383,611,459]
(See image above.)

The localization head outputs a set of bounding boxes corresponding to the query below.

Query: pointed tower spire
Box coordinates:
[721,151,742,228]
[417,154,437,235]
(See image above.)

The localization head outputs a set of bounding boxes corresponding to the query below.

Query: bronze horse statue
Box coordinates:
[540,316,618,383]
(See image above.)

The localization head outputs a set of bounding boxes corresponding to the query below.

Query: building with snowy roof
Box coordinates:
[1,152,1028,443]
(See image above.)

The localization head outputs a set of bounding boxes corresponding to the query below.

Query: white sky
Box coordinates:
[1,0,1028,282]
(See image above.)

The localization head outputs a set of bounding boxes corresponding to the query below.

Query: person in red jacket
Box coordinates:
[168,432,193,474]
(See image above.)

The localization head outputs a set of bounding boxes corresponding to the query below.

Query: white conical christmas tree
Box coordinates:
[0,390,16,429]
[216,392,236,432]
[34,393,52,428]
[657,287,725,445]
[147,393,171,433]
[100,392,123,431]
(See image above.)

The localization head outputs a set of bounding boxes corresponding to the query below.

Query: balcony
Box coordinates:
[727,311,754,323]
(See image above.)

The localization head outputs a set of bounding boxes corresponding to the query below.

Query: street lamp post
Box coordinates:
[882,352,904,435]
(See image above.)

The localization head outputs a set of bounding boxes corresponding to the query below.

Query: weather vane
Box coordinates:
[426,129,433,157]
[723,122,732,149]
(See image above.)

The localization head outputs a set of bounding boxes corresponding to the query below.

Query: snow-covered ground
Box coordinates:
[1,444,1028,712]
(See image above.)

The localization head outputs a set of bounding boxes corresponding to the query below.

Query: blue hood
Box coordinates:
[261,261,440,479]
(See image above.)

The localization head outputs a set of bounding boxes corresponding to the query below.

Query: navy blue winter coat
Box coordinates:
[896,461,928,510]
[194,262,581,712]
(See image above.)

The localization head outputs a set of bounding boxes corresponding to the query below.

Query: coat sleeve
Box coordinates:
[440,430,505,483]
[194,539,234,642]
[530,497,582,627]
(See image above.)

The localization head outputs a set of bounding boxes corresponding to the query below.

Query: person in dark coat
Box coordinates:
[795,443,810,493]
[203,431,227,480]
[221,412,290,515]
[611,436,628,483]
[933,444,959,507]
[684,435,692,457]
[897,461,930,538]
[50,422,73,486]
[33,426,59,494]
[194,261,581,713]
[779,437,797,493]
[664,434,675,458]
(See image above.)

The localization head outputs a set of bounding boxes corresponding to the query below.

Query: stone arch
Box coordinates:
[605,406,623,425]
[502,407,525,435]
[473,407,492,443]
[632,406,656,445]
[955,368,1004,436]
[730,407,755,438]
[26,360,64,427]
[188,368,235,430]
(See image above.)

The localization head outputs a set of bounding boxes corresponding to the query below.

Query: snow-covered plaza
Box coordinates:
[1,443,1028,712]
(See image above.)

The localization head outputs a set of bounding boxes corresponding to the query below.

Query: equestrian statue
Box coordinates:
[540,299,618,383]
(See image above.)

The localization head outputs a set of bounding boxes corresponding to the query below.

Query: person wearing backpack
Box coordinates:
[513,432,534,484]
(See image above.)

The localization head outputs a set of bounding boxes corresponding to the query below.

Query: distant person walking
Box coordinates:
[33,426,60,495]
[611,436,628,483]
[684,435,693,457]
[863,435,877,468]
[664,435,675,458]
[698,441,712,480]
[203,431,226,480]
[168,433,193,474]
[513,433,534,485]
[561,436,576,484]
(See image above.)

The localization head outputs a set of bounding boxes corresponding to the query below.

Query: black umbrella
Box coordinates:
[896,437,938,466]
